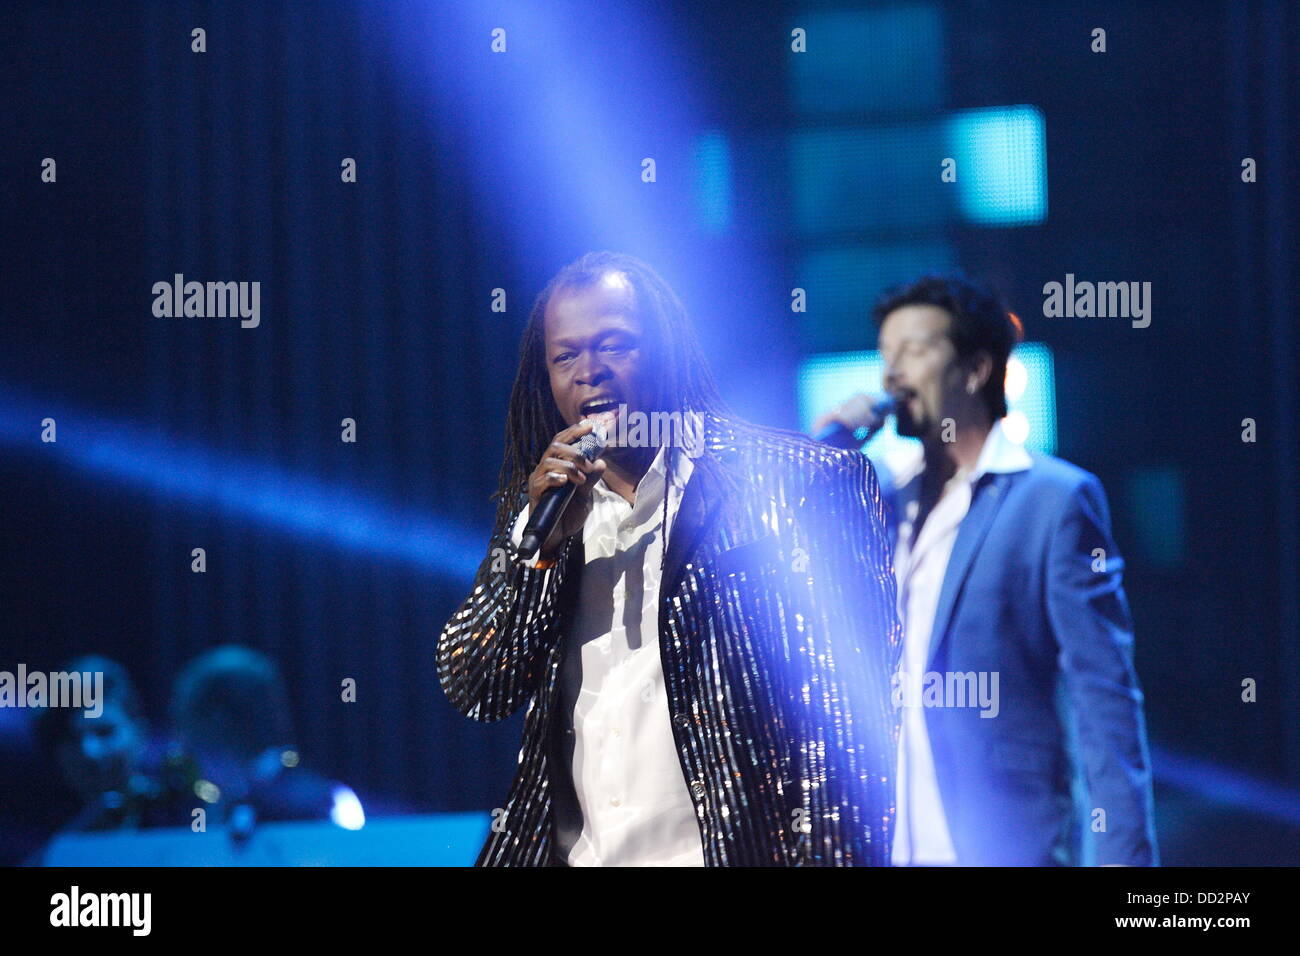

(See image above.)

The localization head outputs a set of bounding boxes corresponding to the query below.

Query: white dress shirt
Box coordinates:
[510,445,705,866]
[890,421,1032,866]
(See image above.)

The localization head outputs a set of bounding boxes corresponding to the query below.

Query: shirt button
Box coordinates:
[610,796,622,807]
[672,714,690,729]
[689,781,706,799]
[612,728,622,738]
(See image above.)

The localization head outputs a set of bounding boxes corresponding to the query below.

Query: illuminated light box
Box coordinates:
[1124,466,1187,568]
[790,122,952,234]
[692,130,732,232]
[788,5,946,115]
[789,104,1047,235]
[945,105,1048,225]
[796,243,957,352]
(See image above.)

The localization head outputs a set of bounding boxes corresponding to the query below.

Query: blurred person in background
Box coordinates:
[169,645,364,835]
[31,654,188,837]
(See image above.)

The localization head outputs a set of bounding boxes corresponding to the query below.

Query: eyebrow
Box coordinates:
[884,330,942,345]
[549,325,637,349]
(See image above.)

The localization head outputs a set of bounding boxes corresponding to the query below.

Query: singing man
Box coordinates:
[439,251,900,866]
[817,274,1158,866]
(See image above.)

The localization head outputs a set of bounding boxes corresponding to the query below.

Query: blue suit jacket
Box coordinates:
[881,448,1159,866]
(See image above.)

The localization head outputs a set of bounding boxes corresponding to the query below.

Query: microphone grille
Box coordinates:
[574,423,608,461]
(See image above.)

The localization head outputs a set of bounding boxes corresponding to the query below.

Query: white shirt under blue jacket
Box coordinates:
[878,422,1159,866]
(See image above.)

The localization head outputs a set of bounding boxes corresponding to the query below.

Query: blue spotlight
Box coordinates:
[0,388,484,579]
[1152,745,1300,828]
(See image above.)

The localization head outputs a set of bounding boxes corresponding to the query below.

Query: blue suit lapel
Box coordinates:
[926,472,1011,669]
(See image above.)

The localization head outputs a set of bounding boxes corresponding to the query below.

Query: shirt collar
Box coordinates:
[591,443,695,504]
[970,418,1033,481]
[890,419,1032,491]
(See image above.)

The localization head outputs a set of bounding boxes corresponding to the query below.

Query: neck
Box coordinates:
[601,444,657,505]
[921,418,992,484]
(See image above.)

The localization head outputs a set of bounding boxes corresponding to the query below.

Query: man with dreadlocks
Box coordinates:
[438,251,901,866]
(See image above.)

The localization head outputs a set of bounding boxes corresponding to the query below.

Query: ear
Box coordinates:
[965,351,993,396]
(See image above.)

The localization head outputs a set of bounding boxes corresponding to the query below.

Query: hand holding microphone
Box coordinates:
[811,393,895,449]
[518,418,609,562]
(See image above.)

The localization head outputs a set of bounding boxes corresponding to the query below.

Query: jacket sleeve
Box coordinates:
[792,449,903,865]
[437,499,580,723]
[1045,474,1159,866]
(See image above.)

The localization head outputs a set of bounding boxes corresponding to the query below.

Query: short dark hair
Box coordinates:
[171,646,293,761]
[32,655,145,758]
[872,274,1022,420]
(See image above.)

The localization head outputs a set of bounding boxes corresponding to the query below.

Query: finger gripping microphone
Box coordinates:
[517,423,608,561]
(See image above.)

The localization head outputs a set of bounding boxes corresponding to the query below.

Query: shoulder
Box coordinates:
[701,416,886,538]
[1021,452,1102,498]
[1010,453,1113,532]
[710,413,831,459]
[708,414,875,488]
[708,413,866,471]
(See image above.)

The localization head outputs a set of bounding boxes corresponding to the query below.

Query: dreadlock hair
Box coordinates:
[494,251,732,566]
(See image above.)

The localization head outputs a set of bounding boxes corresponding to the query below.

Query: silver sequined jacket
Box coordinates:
[438,413,902,865]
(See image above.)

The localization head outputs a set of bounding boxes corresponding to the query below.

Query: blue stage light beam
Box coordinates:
[379,0,716,287]
[0,388,484,579]
[1152,744,1300,828]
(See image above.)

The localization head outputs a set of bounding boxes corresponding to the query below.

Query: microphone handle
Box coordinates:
[813,419,889,450]
[814,422,861,449]
[517,481,578,560]
[516,424,605,560]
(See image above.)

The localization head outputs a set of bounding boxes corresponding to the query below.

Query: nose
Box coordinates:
[574,348,612,387]
[882,359,902,395]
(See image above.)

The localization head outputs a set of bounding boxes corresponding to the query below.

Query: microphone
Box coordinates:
[516,422,608,561]
[813,394,895,449]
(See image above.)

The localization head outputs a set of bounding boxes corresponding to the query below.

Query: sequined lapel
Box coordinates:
[660,450,726,600]
[659,414,766,600]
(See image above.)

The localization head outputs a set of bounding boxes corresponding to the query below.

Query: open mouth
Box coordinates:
[580,397,622,417]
